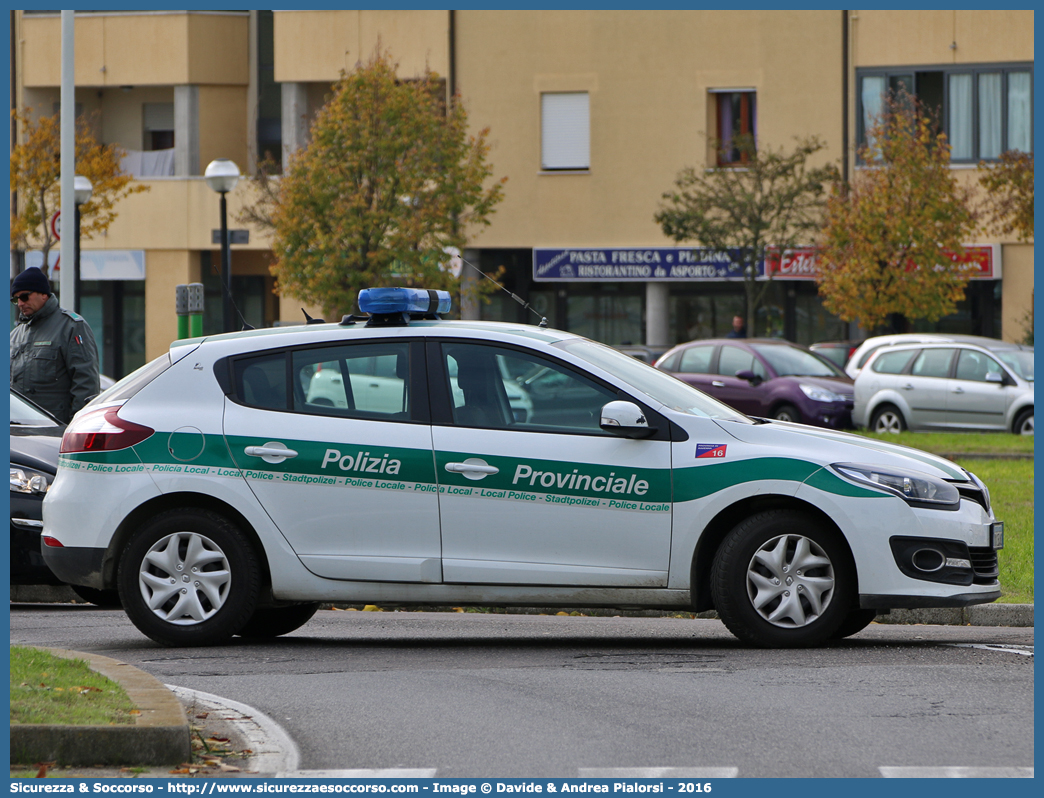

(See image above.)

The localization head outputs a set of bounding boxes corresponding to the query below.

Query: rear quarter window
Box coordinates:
[871,349,917,375]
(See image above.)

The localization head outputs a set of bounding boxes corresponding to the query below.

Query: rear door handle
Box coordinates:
[244,443,299,464]
[952,387,965,394]
[902,384,915,391]
[711,381,726,388]
[446,462,499,475]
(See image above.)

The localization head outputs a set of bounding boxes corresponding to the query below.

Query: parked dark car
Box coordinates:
[654,338,855,428]
[809,340,864,371]
[9,389,120,606]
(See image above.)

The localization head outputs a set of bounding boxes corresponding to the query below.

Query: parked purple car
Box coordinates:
[653,338,855,428]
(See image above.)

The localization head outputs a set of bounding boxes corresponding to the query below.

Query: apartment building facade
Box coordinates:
[11,10,1033,377]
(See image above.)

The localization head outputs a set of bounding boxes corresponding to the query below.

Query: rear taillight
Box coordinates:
[60,405,155,454]
[42,536,63,548]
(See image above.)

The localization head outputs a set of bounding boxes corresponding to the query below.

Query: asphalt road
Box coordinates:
[9,605,1034,778]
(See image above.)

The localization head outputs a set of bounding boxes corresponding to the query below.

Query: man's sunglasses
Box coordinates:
[11,293,33,303]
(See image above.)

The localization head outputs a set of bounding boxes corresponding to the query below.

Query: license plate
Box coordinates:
[991,521,1005,550]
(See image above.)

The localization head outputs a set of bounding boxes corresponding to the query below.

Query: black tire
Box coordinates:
[869,404,906,434]
[237,603,320,639]
[710,510,855,648]
[70,585,123,608]
[830,608,877,640]
[1013,407,1033,436]
[117,508,261,647]
[772,404,802,423]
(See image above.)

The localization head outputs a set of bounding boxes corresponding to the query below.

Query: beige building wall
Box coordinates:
[144,250,200,359]
[455,10,844,248]
[273,10,450,82]
[1001,244,1034,344]
[18,11,249,88]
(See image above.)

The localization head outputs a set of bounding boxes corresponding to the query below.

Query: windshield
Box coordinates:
[10,390,60,427]
[993,348,1034,382]
[557,339,752,422]
[751,343,845,377]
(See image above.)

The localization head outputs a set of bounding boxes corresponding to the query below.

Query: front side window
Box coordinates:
[541,92,590,171]
[911,348,956,379]
[292,342,411,420]
[445,342,616,434]
[714,90,756,165]
[718,345,765,379]
[858,65,1032,162]
[955,349,1004,382]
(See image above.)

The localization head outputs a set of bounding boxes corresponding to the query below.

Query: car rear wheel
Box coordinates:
[237,602,321,638]
[870,404,905,434]
[772,404,802,423]
[711,510,853,648]
[830,608,878,639]
[70,585,122,608]
[118,509,261,647]
[1013,408,1033,436]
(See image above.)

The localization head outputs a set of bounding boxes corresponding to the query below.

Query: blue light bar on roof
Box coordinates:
[358,287,452,316]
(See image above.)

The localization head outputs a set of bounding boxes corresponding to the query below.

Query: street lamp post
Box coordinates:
[204,159,241,333]
[73,175,93,315]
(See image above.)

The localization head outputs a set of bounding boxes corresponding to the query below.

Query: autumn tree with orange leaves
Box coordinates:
[10,109,147,277]
[243,48,506,321]
[978,149,1033,242]
[816,93,977,332]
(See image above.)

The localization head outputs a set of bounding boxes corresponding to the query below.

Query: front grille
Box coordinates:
[968,546,999,584]
[955,483,990,512]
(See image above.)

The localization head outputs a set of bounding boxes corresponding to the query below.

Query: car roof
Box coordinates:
[870,340,1032,354]
[171,318,580,353]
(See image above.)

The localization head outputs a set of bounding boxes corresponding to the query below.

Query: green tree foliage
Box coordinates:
[244,49,506,320]
[817,93,978,331]
[655,135,838,334]
[978,149,1033,242]
[10,109,148,277]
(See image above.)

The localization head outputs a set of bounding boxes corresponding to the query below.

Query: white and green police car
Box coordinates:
[42,288,1003,648]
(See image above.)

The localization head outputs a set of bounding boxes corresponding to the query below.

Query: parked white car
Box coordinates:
[854,340,1033,434]
[42,288,1003,649]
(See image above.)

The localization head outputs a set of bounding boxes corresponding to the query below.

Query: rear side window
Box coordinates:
[678,345,714,374]
[292,342,411,421]
[235,353,288,410]
[871,349,917,375]
[911,348,956,379]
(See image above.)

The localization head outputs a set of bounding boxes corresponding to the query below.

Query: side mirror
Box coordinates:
[985,372,1004,385]
[735,369,762,385]
[600,400,656,439]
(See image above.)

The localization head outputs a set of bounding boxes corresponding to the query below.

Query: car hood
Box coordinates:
[709,418,968,481]
[779,375,854,396]
[10,426,63,474]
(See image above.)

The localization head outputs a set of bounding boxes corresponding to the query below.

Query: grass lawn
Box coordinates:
[856,429,1034,456]
[10,646,135,726]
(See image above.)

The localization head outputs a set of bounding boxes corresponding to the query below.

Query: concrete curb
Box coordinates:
[10,647,191,767]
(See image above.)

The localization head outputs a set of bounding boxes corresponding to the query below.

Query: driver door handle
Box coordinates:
[902,384,915,391]
[445,462,499,475]
[245,446,299,458]
[711,380,726,388]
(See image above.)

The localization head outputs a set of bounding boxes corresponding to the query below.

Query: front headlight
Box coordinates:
[832,463,960,509]
[800,384,845,403]
[11,465,52,495]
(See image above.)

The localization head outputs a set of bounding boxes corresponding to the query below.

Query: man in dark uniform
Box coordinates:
[10,268,100,423]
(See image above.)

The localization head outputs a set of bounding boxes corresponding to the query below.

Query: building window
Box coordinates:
[541,92,590,171]
[857,65,1032,163]
[143,103,174,151]
[712,90,756,165]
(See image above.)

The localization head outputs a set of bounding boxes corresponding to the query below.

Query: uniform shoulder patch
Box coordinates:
[60,308,84,322]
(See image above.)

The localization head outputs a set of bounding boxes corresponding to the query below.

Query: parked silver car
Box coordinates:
[845,333,1002,380]
[854,340,1033,435]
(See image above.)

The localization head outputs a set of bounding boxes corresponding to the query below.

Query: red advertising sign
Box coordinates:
[766,245,999,280]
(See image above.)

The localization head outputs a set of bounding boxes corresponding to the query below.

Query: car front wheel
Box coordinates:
[118,509,261,647]
[870,404,905,434]
[772,404,801,423]
[711,510,854,648]
[1013,408,1033,436]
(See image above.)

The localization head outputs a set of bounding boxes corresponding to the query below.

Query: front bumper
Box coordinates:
[860,591,1001,610]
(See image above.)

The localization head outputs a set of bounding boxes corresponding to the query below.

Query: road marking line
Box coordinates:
[277,770,438,778]
[946,644,1034,657]
[880,767,1033,778]
[168,684,300,774]
[579,768,738,778]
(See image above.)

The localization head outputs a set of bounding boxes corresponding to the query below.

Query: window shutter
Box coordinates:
[541,92,590,170]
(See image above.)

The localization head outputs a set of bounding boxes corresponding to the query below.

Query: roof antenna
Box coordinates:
[459,256,548,328]
[302,308,325,325]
